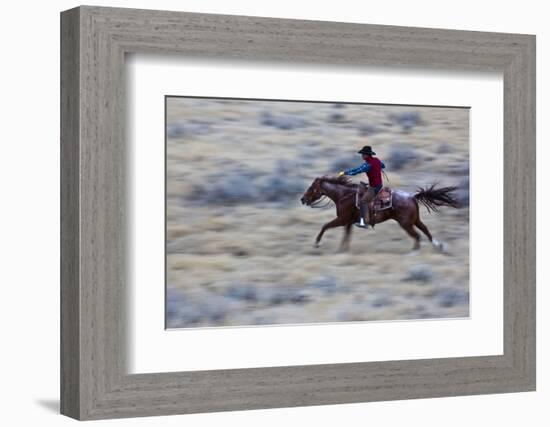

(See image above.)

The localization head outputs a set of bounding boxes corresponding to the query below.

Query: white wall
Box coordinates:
[0,0,546,425]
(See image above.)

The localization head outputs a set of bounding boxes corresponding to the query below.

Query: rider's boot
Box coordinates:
[355,203,370,229]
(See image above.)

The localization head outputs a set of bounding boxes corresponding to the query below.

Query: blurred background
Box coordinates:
[166,97,470,328]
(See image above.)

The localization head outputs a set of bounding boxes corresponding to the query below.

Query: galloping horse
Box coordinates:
[300,175,459,252]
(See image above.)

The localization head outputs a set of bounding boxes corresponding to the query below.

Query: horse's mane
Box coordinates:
[320,175,358,188]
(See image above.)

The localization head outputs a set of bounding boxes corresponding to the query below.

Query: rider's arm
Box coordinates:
[344,162,371,176]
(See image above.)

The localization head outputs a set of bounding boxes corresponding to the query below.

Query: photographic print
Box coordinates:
[165,96,470,329]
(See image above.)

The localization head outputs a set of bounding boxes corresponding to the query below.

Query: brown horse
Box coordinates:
[300,175,459,252]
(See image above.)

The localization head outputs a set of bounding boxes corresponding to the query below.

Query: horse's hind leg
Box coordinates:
[399,222,421,251]
[415,217,445,251]
[415,218,433,242]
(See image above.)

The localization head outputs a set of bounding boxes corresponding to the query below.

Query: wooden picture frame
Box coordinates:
[60,5,536,420]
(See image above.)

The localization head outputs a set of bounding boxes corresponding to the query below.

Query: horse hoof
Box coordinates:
[432,239,447,253]
[314,242,321,248]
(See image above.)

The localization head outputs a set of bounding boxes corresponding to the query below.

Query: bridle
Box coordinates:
[308,179,333,209]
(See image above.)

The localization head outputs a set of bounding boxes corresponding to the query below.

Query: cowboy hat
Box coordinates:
[357,145,376,155]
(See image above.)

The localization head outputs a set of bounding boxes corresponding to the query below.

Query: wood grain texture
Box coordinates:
[60,5,536,420]
[60,7,80,419]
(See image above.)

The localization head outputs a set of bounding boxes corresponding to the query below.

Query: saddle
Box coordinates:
[355,184,393,211]
[373,187,393,211]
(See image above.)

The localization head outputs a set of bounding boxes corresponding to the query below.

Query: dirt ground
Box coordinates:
[165,97,470,328]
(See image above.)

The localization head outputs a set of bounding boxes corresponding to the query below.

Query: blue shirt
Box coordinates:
[344,160,385,176]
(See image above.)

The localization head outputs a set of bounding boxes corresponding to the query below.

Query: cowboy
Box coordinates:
[338,145,386,228]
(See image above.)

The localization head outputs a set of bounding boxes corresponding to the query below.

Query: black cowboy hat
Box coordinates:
[357,145,376,155]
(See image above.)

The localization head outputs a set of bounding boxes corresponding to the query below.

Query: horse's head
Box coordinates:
[301,177,324,206]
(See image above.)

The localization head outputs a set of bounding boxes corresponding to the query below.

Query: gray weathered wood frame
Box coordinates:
[60,5,536,421]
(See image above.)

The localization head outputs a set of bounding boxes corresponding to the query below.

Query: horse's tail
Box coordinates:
[414,184,459,213]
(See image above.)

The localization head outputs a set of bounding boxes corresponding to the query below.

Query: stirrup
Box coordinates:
[354,220,369,229]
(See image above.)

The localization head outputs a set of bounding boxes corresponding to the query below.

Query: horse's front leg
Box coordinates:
[315,217,345,248]
[338,222,353,252]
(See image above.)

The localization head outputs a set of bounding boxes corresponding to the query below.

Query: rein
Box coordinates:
[310,180,354,209]
[310,195,333,209]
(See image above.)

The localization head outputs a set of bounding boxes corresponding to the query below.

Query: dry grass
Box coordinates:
[166,97,469,328]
